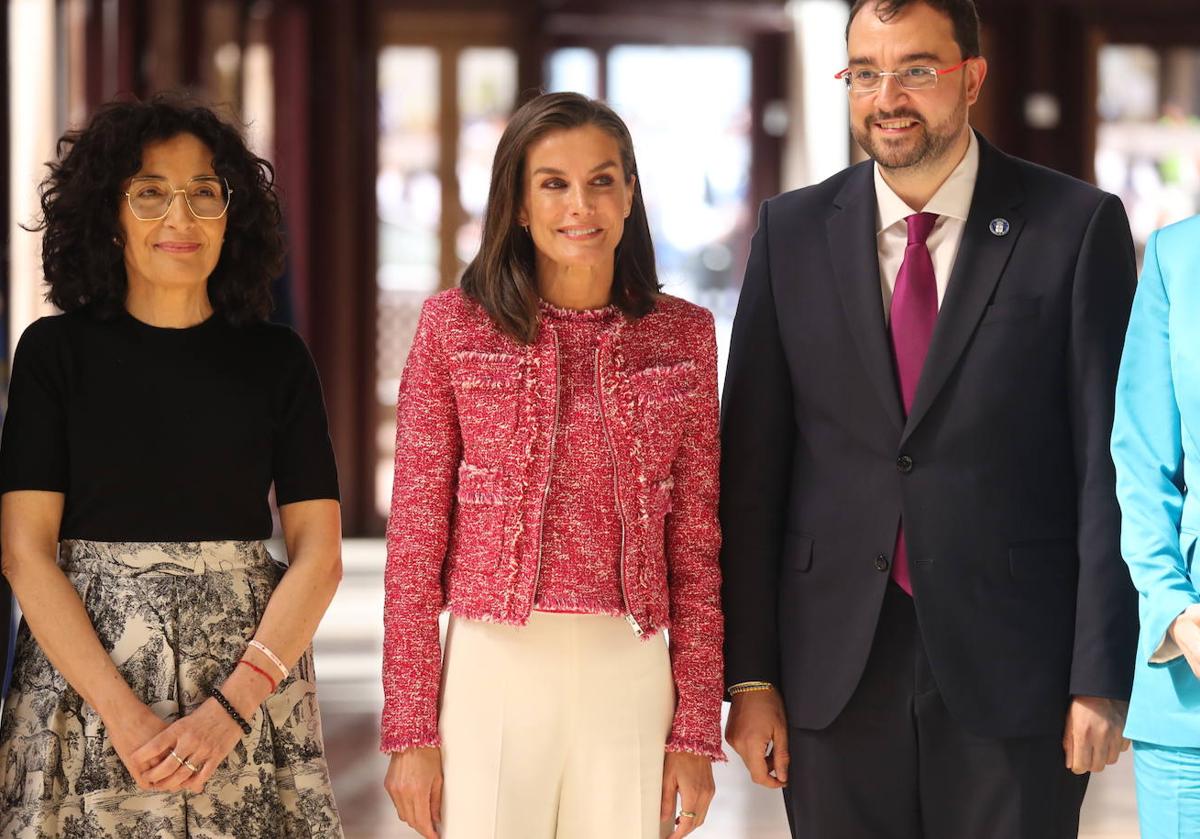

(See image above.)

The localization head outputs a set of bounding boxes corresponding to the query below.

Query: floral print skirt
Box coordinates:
[0,540,343,839]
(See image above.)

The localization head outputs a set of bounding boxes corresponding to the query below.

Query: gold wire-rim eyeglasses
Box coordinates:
[123,175,233,221]
[834,58,971,93]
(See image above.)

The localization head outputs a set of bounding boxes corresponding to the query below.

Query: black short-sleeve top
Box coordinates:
[0,309,340,542]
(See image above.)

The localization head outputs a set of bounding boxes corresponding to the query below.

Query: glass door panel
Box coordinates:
[456,48,518,266]
[374,44,519,519]
[547,48,600,97]
[1095,45,1200,261]
[606,45,753,383]
[376,47,441,518]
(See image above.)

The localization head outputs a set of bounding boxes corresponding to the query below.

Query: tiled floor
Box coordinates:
[319,540,1140,838]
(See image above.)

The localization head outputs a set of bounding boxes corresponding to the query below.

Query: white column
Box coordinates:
[9,0,59,359]
[784,0,851,191]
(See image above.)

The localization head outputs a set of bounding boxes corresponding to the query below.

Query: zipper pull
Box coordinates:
[626,613,644,637]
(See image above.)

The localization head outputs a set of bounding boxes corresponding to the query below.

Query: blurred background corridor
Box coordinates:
[5,0,1200,835]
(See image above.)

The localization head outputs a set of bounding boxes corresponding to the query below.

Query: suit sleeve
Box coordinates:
[380,297,462,753]
[719,200,796,692]
[1111,229,1197,666]
[1067,193,1139,699]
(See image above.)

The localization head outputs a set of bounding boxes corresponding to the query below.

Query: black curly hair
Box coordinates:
[31,93,283,323]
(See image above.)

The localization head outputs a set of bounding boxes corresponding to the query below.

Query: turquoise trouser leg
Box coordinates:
[1135,741,1200,838]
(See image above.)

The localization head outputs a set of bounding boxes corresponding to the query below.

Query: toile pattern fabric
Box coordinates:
[382,288,724,760]
[0,540,342,839]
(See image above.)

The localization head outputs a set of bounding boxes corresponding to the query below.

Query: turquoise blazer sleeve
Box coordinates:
[1112,216,1200,745]
[1113,226,1195,660]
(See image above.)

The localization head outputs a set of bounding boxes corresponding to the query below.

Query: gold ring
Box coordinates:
[679,810,698,819]
[170,749,199,773]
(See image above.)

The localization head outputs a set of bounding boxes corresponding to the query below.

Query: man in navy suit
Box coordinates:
[719,1,1139,835]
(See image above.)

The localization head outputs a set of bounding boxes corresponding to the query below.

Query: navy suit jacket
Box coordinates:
[720,132,1140,737]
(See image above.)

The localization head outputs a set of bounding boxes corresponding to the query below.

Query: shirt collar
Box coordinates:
[874,129,980,235]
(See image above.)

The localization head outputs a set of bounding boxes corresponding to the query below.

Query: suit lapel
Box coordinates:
[826,164,905,433]
[900,135,1026,446]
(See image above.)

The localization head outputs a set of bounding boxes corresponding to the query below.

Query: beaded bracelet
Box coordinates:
[209,687,253,735]
[248,640,289,680]
[237,659,278,692]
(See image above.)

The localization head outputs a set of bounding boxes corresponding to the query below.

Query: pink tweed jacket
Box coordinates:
[381,288,725,760]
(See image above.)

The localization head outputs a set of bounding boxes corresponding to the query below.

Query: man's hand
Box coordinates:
[1062,695,1129,775]
[724,689,789,788]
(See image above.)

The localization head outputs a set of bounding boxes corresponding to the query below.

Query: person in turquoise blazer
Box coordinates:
[1113,213,1200,836]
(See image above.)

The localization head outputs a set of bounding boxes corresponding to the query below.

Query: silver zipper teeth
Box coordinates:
[596,344,641,636]
[531,330,560,609]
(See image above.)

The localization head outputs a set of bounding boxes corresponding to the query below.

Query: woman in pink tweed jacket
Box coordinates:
[381,92,724,839]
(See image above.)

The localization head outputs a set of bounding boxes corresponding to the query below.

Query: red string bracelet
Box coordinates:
[238,659,278,692]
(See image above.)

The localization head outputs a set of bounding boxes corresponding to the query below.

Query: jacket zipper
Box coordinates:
[596,343,642,637]
[531,329,560,608]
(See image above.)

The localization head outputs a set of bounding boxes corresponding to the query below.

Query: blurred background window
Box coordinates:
[547,43,755,379]
[376,46,442,519]
[372,41,518,520]
[547,47,599,99]
[457,47,518,267]
[606,45,752,378]
[1095,45,1200,256]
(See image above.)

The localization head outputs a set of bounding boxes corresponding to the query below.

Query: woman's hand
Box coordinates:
[132,698,246,794]
[661,751,716,838]
[104,698,171,789]
[385,747,443,839]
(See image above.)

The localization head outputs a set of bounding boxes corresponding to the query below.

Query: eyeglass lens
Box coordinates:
[128,177,230,219]
[846,68,938,92]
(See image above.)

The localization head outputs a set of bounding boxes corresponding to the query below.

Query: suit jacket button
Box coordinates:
[875,554,889,571]
[896,455,914,473]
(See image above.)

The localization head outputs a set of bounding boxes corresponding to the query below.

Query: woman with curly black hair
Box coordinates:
[0,95,344,838]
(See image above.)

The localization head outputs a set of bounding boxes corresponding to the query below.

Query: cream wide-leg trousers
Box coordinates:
[439,611,677,839]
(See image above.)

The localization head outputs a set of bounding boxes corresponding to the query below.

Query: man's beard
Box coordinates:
[851,95,968,172]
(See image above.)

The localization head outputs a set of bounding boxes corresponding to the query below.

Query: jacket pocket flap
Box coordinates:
[450,351,523,390]
[1009,538,1076,580]
[630,361,698,404]
[786,531,815,573]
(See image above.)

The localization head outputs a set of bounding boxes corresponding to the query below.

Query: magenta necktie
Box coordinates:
[888,212,939,595]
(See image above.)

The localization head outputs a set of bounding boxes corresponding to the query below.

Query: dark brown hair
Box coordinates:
[460,91,659,344]
[846,0,982,59]
[33,92,283,323]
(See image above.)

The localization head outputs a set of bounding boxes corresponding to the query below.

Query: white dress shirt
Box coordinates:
[875,131,980,322]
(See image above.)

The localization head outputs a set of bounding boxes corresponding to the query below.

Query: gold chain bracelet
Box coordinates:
[728,682,774,696]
